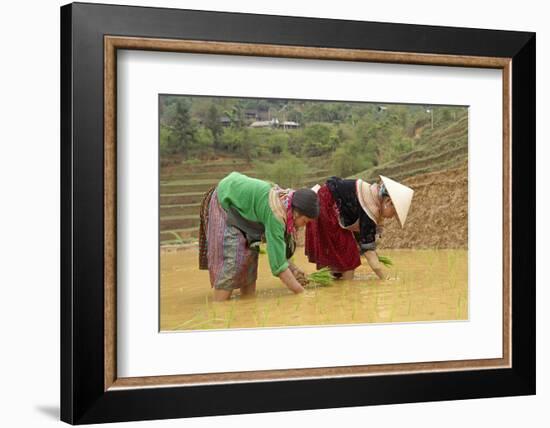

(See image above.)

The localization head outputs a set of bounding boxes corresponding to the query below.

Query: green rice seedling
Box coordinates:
[389,290,399,322]
[169,231,184,244]
[191,318,225,330]
[258,245,267,255]
[307,267,335,287]
[447,250,457,269]
[261,306,270,327]
[426,250,435,267]
[378,255,394,268]
[226,301,236,328]
[253,306,260,326]
[173,313,203,330]
[316,297,323,315]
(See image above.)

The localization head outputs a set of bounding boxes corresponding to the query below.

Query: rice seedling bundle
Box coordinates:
[378,255,394,268]
[307,267,335,287]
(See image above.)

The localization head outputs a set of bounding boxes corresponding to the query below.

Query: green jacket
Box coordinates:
[216,172,288,276]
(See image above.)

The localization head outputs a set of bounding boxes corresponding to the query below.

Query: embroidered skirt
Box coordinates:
[304,184,361,272]
[198,186,216,270]
[205,189,259,290]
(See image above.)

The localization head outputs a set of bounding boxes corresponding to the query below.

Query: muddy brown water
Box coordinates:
[160,247,468,331]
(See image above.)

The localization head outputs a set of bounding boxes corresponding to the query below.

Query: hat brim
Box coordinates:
[379,175,414,228]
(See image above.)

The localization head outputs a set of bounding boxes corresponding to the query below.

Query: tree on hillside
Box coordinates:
[260,157,306,188]
[238,128,254,162]
[195,128,215,156]
[219,128,254,161]
[286,106,303,124]
[204,104,223,148]
[268,133,289,155]
[160,100,197,155]
[302,124,335,156]
[331,124,375,177]
[224,104,244,128]
[332,145,364,177]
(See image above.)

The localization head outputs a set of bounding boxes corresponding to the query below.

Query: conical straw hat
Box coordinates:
[379,175,414,228]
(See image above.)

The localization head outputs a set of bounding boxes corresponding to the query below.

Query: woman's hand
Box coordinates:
[288,262,309,286]
[363,250,388,280]
[278,268,305,293]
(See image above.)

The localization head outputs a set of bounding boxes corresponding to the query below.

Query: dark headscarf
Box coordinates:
[292,188,320,219]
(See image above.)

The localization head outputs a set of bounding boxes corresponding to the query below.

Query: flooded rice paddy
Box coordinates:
[160,247,468,331]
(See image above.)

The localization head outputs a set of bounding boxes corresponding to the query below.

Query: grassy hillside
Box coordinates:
[351,114,468,183]
[159,98,469,247]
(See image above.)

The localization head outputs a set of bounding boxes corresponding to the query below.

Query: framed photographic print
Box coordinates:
[60,2,535,424]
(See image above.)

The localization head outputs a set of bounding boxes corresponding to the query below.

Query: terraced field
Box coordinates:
[160,159,245,245]
[354,114,469,250]
[352,114,468,183]
[160,114,468,247]
[160,158,332,245]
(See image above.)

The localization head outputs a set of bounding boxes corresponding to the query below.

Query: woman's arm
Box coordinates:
[363,250,387,280]
[356,212,388,279]
[278,268,305,294]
